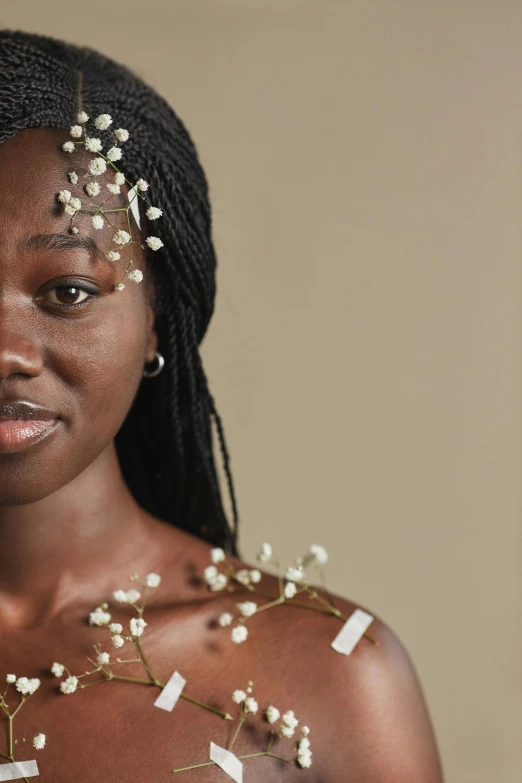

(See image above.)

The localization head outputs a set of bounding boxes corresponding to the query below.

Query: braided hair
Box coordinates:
[0,28,239,554]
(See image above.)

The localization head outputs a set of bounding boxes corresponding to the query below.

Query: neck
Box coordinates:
[0,441,159,627]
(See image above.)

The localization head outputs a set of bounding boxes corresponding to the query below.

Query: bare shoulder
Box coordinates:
[144,528,445,781]
[206,555,445,783]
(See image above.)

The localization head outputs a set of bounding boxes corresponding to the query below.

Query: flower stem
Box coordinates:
[172,760,217,773]
[228,714,245,751]
[178,694,233,721]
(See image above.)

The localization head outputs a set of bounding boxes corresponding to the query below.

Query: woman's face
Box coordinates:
[0,127,158,504]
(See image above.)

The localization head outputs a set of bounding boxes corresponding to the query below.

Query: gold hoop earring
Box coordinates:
[143,351,165,378]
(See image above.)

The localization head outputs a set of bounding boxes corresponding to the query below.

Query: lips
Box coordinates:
[0,400,61,454]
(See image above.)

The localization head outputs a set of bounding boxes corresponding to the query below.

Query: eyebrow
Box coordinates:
[19,233,109,265]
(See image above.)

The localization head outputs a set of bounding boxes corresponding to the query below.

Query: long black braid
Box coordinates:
[0,28,239,554]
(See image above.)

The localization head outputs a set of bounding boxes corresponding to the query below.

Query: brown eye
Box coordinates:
[44,285,92,306]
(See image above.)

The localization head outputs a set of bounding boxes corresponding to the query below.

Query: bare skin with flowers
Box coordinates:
[0,126,444,782]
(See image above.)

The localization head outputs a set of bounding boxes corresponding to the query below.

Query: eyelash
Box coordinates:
[42,281,100,310]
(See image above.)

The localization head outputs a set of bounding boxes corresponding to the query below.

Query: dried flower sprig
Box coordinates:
[57,111,164,291]
[206,544,378,649]
[52,572,232,721]
[173,681,313,775]
[0,674,47,782]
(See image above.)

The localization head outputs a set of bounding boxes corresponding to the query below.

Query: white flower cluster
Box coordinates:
[211,541,329,645]
[2,674,47,756]
[52,571,162,696]
[58,111,165,292]
[5,674,41,695]
[231,681,258,715]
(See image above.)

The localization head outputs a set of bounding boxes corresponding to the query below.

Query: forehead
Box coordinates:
[0,126,132,257]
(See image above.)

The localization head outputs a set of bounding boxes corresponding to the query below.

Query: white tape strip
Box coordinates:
[154,671,186,711]
[127,185,141,229]
[331,608,374,655]
[210,742,243,783]
[0,760,39,780]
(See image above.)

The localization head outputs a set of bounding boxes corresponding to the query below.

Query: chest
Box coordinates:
[0,628,326,783]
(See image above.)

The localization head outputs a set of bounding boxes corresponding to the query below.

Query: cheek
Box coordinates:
[0,308,148,505]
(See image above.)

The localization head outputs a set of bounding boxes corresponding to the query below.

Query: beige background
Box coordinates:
[1,1,521,780]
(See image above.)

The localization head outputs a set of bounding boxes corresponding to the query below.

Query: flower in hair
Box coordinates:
[56,111,165,290]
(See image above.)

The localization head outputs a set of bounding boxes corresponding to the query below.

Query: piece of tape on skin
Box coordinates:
[154,671,187,711]
[0,760,39,781]
[127,185,141,229]
[209,742,243,783]
[331,608,375,655]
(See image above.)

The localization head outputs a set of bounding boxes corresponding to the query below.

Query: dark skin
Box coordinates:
[0,127,445,782]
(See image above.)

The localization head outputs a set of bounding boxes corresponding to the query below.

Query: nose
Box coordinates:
[0,327,44,381]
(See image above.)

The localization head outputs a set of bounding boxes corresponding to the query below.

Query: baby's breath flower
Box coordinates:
[71,226,79,233]
[257,542,273,563]
[64,204,76,216]
[235,569,251,586]
[146,206,162,220]
[51,662,65,678]
[249,569,261,584]
[115,283,125,291]
[297,748,312,768]
[219,612,233,627]
[114,172,126,185]
[91,215,104,230]
[231,625,248,644]
[94,113,112,130]
[85,137,103,153]
[70,125,83,138]
[68,171,78,185]
[232,689,246,704]
[60,675,79,694]
[85,181,101,197]
[208,573,228,592]
[244,697,258,715]
[130,617,147,637]
[279,724,295,738]
[136,178,149,191]
[57,189,72,203]
[145,236,163,251]
[265,705,280,724]
[106,183,121,194]
[298,737,311,750]
[97,652,110,665]
[33,734,46,750]
[16,677,40,695]
[128,269,143,283]
[204,565,218,582]
[62,141,75,153]
[111,634,125,648]
[285,566,305,584]
[89,606,112,626]
[88,157,107,176]
[109,623,123,634]
[6,674,16,684]
[106,250,121,262]
[309,544,328,565]
[237,601,257,618]
[107,146,122,162]
[113,229,132,245]
[282,710,299,729]
[210,547,226,564]
[115,128,129,142]
[69,197,81,211]
[77,111,89,123]
[145,572,161,588]
[301,726,310,736]
[284,581,297,599]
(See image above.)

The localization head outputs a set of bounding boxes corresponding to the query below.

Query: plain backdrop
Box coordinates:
[1,2,521,781]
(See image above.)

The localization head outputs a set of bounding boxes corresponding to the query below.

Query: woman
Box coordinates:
[0,29,443,781]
